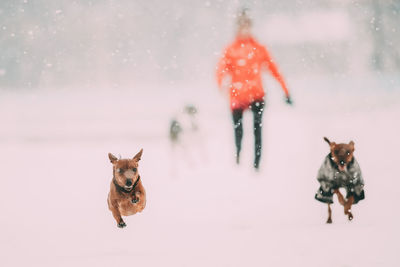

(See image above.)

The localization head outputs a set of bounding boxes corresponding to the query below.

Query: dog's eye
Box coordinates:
[347,152,350,155]
[117,168,123,174]
[132,168,137,172]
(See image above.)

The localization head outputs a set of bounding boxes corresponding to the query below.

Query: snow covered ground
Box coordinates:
[1,75,399,266]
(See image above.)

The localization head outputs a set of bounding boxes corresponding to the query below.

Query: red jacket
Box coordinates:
[216,36,289,110]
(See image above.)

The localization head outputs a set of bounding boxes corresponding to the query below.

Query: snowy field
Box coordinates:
[1,75,400,266]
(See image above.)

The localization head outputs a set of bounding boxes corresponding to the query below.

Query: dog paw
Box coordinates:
[326,218,332,224]
[117,221,127,228]
[348,213,353,221]
[131,198,139,204]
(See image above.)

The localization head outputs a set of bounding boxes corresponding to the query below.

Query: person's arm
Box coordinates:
[216,49,231,89]
[262,46,292,104]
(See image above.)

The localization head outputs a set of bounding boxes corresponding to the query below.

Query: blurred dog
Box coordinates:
[315,137,365,223]
[107,149,146,228]
[169,104,198,143]
[169,104,206,174]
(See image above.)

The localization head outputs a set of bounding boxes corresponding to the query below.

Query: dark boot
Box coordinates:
[236,148,240,164]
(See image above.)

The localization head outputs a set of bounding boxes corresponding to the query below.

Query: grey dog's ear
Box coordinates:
[323,137,331,145]
[349,141,355,151]
[133,149,143,162]
[324,137,336,148]
[108,153,118,163]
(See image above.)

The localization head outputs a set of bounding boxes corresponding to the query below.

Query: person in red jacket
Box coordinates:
[216,9,292,169]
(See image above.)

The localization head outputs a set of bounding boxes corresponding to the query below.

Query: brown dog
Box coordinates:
[107,149,146,228]
[315,137,365,223]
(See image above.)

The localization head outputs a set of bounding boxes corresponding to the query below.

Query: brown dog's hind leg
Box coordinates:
[327,204,332,224]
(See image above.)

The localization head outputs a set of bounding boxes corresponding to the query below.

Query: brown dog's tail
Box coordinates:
[323,137,331,145]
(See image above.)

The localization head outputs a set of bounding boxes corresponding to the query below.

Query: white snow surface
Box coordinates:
[1,75,399,266]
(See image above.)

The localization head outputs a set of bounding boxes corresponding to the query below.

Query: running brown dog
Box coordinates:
[315,137,365,223]
[107,149,146,228]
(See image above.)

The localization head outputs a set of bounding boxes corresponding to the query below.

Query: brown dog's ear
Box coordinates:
[133,149,143,162]
[108,153,118,163]
[349,141,355,151]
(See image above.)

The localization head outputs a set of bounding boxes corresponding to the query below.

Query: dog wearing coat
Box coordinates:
[315,137,365,223]
[107,149,146,228]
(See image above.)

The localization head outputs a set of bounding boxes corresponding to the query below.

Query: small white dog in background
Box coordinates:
[169,104,198,144]
[169,104,206,174]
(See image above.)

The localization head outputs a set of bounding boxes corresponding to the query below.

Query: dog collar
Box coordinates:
[113,176,141,194]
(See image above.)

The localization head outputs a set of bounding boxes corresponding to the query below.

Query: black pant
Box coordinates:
[232,100,264,168]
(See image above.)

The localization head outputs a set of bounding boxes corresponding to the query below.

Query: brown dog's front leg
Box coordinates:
[334,189,346,206]
[344,196,354,221]
[327,203,332,224]
[133,191,146,211]
[111,206,126,228]
[131,192,140,204]
[334,190,354,221]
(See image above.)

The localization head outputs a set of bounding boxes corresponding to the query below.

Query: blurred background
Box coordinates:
[1,1,399,267]
[1,0,400,88]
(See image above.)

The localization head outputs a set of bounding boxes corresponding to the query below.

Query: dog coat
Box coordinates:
[315,154,365,204]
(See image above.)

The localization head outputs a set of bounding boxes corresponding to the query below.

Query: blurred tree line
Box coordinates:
[0,0,399,88]
[369,0,400,71]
